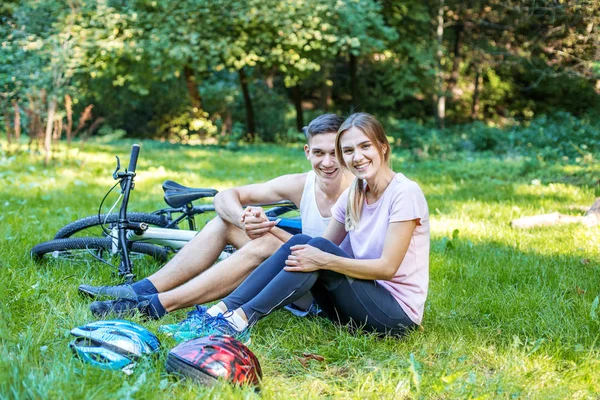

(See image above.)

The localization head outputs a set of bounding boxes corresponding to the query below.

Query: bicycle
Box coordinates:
[31,144,301,281]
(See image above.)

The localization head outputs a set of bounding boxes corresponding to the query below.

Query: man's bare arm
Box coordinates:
[214,173,307,231]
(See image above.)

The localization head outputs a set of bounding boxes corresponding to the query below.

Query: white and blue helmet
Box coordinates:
[70,320,160,370]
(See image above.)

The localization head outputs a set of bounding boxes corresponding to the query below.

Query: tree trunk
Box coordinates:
[238,68,255,140]
[26,93,43,151]
[436,95,446,130]
[292,85,304,132]
[44,97,57,165]
[3,108,12,145]
[447,23,463,99]
[65,94,73,146]
[264,67,277,89]
[183,65,203,110]
[26,94,36,148]
[53,118,62,140]
[38,90,47,150]
[349,53,359,111]
[319,64,332,111]
[471,67,481,120]
[52,118,62,157]
[434,0,445,130]
[220,110,232,136]
[13,101,21,141]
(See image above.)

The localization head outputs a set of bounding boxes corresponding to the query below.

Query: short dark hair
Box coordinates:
[302,114,345,140]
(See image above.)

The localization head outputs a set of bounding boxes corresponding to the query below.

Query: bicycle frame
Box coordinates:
[151,204,214,231]
[125,226,196,251]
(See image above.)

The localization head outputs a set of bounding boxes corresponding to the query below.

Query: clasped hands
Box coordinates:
[241,206,276,239]
[241,206,329,272]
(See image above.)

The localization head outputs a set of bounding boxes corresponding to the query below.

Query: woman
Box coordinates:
[194,113,430,340]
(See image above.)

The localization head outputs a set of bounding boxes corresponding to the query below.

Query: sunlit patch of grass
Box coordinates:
[2,139,600,398]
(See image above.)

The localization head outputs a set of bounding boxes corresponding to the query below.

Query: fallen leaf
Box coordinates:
[581,258,590,265]
[303,353,325,362]
[576,286,586,295]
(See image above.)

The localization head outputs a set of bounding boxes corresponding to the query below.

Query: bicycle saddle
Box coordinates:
[162,180,218,208]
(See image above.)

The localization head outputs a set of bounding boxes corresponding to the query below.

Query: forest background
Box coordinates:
[1,0,599,161]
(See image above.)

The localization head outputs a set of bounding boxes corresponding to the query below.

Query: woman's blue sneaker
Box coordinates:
[158,305,209,336]
[206,312,251,345]
[172,312,251,345]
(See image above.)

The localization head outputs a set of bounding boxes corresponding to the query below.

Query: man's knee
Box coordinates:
[239,233,310,263]
[207,214,250,246]
[203,215,228,233]
[238,234,281,259]
[211,214,238,229]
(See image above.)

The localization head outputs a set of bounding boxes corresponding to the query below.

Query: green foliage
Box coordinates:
[386,118,449,158]
[508,112,600,161]
[202,72,293,143]
[359,0,434,115]
[458,121,504,152]
[155,108,217,143]
[250,83,291,142]
[385,113,599,165]
[1,0,598,143]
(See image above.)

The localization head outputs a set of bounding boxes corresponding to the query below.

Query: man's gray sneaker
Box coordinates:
[90,295,165,320]
[78,283,138,300]
[90,298,155,319]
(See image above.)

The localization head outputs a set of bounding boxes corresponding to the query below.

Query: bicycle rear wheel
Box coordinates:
[31,237,168,263]
[54,212,171,239]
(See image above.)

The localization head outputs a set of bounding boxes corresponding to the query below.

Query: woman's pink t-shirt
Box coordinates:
[331,173,430,324]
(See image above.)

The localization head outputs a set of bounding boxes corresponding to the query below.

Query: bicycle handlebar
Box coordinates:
[128,144,141,173]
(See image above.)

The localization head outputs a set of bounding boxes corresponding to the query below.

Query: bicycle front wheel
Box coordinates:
[31,237,168,263]
[54,212,171,239]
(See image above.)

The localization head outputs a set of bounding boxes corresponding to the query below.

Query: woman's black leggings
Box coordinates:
[222,234,416,336]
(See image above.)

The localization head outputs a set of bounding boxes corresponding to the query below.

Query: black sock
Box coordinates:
[140,294,167,319]
[131,278,158,296]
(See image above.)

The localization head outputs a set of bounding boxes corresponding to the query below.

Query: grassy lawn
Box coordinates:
[1,139,599,399]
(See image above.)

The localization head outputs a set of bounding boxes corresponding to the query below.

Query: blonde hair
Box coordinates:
[335,113,391,231]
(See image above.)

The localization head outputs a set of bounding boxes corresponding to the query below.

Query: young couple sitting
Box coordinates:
[82,113,430,342]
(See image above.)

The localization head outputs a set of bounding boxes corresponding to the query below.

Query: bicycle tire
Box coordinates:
[54,212,171,239]
[31,237,168,263]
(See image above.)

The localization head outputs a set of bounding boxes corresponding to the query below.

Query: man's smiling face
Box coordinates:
[305,132,341,183]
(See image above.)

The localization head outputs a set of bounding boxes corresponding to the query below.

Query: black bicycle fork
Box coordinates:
[114,144,140,282]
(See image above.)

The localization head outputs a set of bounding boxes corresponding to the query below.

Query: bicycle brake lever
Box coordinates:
[113,156,121,179]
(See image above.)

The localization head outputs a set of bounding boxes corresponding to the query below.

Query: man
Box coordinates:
[86,114,353,330]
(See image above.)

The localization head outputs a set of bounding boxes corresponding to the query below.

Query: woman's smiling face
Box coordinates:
[339,127,385,180]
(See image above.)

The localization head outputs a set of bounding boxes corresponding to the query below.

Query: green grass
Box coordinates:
[1,139,600,399]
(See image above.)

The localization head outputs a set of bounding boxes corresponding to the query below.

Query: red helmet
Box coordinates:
[166,335,262,388]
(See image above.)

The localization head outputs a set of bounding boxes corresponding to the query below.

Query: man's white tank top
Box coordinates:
[299,170,329,237]
[298,170,352,255]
